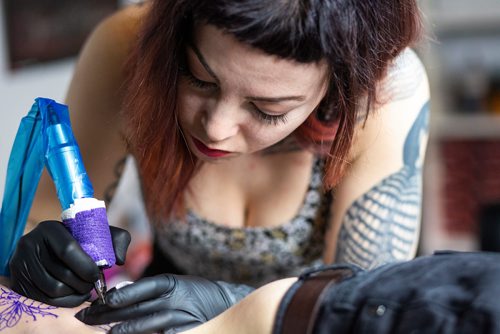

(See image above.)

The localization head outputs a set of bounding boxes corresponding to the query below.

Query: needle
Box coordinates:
[94,268,107,304]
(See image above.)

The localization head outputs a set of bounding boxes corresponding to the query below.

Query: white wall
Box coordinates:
[0,0,138,199]
[0,4,76,199]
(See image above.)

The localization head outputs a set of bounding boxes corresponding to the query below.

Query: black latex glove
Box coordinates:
[9,220,131,307]
[75,274,255,334]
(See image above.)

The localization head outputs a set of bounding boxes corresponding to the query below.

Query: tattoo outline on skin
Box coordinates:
[0,288,58,331]
[335,101,430,269]
[104,156,127,205]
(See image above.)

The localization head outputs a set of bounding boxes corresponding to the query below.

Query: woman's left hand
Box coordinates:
[75,274,254,334]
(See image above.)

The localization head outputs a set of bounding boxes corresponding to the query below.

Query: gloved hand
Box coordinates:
[9,220,131,307]
[75,274,255,334]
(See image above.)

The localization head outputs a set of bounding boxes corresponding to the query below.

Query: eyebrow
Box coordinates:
[245,95,306,103]
[190,43,220,84]
[189,44,307,103]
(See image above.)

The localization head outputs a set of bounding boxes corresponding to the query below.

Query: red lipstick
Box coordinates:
[192,137,231,158]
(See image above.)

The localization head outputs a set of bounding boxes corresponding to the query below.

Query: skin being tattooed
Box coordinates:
[0,283,108,333]
[0,287,57,330]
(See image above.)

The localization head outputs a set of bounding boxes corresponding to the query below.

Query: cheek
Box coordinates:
[245,112,311,150]
[247,129,287,150]
[177,84,203,128]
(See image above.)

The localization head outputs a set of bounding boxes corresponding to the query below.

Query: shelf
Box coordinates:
[431,113,500,139]
[425,0,500,34]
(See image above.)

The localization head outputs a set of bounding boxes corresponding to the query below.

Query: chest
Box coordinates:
[184,152,316,228]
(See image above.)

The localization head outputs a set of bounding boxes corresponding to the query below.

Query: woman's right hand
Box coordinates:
[9,220,130,307]
[75,274,255,334]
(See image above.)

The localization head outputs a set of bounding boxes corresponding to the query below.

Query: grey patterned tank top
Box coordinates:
[155,157,330,287]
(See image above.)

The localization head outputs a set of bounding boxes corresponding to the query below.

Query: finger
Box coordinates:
[12,277,90,307]
[43,292,92,308]
[169,321,203,333]
[76,298,166,325]
[110,226,131,265]
[147,312,201,333]
[41,221,100,282]
[40,253,94,294]
[88,287,117,307]
[106,276,175,307]
[10,245,76,299]
[109,310,200,334]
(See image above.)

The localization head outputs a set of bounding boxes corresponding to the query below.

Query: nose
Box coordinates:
[202,101,239,143]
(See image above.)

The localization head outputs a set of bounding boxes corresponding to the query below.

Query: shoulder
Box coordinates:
[379,48,429,102]
[70,3,151,73]
[84,4,149,58]
[349,48,430,161]
[66,4,150,109]
[102,3,149,38]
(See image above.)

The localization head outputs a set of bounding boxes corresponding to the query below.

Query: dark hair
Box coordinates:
[123,0,423,222]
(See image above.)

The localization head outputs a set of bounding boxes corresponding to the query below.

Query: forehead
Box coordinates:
[191,24,328,95]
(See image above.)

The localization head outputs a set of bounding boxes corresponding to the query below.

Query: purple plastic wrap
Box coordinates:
[62,206,116,268]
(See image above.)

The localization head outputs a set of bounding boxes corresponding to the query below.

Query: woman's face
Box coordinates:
[177,24,328,161]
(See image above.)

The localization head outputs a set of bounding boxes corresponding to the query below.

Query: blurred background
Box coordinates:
[0,0,499,280]
[0,0,151,282]
[419,0,500,254]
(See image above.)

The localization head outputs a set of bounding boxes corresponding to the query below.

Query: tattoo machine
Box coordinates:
[0,98,115,303]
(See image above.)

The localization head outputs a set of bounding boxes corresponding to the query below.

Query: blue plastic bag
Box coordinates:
[0,98,93,276]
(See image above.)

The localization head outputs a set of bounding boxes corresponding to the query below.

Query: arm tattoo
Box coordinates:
[0,288,57,330]
[0,287,112,332]
[103,156,127,205]
[335,101,430,269]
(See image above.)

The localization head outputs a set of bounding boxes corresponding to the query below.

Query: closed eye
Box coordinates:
[251,103,288,126]
[179,65,218,90]
[179,61,288,126]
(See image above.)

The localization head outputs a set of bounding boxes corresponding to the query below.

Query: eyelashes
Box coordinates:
[179,64,288,126]
[250,103,288,125]
[179,65,218,90]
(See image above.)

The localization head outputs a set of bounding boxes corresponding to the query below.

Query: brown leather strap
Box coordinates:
[280,269,352,334]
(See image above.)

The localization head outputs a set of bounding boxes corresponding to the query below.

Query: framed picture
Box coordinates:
[4,0,119,70]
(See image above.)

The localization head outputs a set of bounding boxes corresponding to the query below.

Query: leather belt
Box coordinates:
[279,268,353,334]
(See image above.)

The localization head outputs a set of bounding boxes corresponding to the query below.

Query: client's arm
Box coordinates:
[0,280,107,334]
[184,277,297,334]
[0,277,291,334]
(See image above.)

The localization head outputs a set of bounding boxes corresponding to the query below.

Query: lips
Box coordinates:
[192,137,232,158]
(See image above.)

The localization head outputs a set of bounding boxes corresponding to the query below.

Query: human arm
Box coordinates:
[8,6,143,306]
[28,4,145,223]
[75,274,256,333]
[324,49,431,268]
[183,277,297,334]
[0,280,108,334]
[1,275,293,334]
